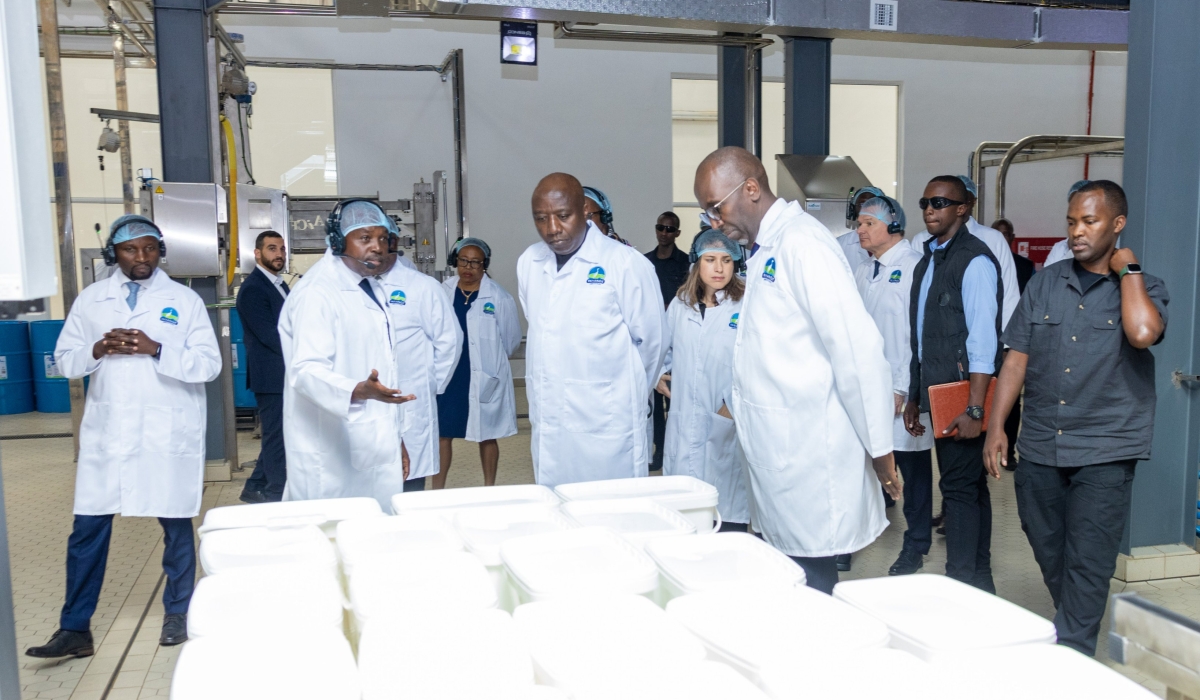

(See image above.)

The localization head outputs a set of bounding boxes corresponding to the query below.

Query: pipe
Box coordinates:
[219,114,240,285]
[108,10,135,215]
[94,0,157,67]
[554,22,773,50]
[995,135,1124,220]
[214,21,246,69]
[744,46,760,158]
[971,141,1014,220]
[1084,49,1096,179]
[451,48,469,240]
[119,0,155,44]
[243,58,450,72]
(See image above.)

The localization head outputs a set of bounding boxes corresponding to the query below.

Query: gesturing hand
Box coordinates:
[352,369,416,405]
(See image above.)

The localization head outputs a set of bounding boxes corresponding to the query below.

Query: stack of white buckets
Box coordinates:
[172,475,1155,700]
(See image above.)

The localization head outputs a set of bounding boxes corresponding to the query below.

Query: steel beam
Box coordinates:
[717,37,761,156]
[783,36,831,157]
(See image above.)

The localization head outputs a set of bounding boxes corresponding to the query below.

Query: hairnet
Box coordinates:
[109,214,162,245]
[691,228,743,263]
[582,186,611,214]
[452,237,491,260]
[957,175,978,199]
[337,200,391,239]
[858,196,906,233]
[1068,179,1090,199]
[854,186,885,202]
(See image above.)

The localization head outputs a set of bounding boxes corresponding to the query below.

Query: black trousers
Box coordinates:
[897,449,934,556]
[651,393,668,471]
[245,392,286,499]
[935,436,994,592]
[789,555,839,595]
[1003,395,1022,465]
[1015,458,1135,656]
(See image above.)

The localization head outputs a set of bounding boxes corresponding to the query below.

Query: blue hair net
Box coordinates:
[1068,179,1090,199]
[337,201,391,239]
[858,197,906,233]
[452,237,491,260]
[109,214,161,245]
[691,228,743,263]
[957,175,978,199]
[582,186,611,214]
[855,186,885,201]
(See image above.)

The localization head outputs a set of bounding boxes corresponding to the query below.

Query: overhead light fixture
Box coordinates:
[500,21,537,66]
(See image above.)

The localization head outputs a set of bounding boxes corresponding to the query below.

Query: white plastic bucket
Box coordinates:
[933,643,1159,699]
[512,595,706,692]
[570,661,772,700]
[666,583,891,688]
[198,525,336,577]
[391,484,559,519]
[357,608,534,700]
[560,498,696,548]
[197,497,383,540]
[645,533,806,601]
[554,476,719,533]
[187,564,345,639]
[453,503,575,612]
[335,513,463,580]
[170,630,360,700]
[832,574,1058,662]
[501,527,659,604]
[759,648,940,699]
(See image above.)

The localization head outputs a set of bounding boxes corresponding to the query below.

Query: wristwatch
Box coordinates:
[1119,263,1143,278]
[153,343,162,360]
[966,405,985,421]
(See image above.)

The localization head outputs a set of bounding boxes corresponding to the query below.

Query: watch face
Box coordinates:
[1126,263,1142,273]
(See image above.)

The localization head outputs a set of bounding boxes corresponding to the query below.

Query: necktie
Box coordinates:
[280,279,290,295]
[359,278,382,309]
[125,281,140,310]
[750,243,760,258]
[873,260,881,279]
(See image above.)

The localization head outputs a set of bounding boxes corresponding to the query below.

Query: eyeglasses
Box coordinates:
[457,259,485,269]
[655,224,679,233]
[699,179,749,227]
[918,197,965,211]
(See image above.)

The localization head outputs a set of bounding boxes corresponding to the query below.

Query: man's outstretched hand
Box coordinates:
[352,369,415,405]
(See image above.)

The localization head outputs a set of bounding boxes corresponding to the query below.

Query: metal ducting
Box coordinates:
[775,155,874,235]
[951,0,1128,7]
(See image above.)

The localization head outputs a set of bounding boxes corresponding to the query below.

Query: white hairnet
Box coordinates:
[337,201,391,238]
[691,228,743,262]
[858,196,906,233]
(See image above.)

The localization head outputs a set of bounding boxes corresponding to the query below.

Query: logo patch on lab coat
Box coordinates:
[389,290,407,306]
[762,258,776,283]
[889,270,902,284]
[728,313,740,329]
[160,307,179,325]
[586,266,606,284]
[483,302,496,315]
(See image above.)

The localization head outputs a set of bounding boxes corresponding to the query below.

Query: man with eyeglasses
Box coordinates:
[694,146,901,594]
[645,211,690,471]
[904,175,1004,593]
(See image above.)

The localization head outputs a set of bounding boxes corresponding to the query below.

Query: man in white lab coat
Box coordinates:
[694,147,901,594]
[518,173,665,488]
[27,215,221,658]
[281,200,416,508]
[835,186,884,269]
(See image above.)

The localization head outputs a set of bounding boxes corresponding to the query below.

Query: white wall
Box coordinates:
[220,16,1129,319]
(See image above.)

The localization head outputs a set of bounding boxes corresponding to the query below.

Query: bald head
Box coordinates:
[532,172,589,256]
[696,147,771,197]
[693,147,776,246]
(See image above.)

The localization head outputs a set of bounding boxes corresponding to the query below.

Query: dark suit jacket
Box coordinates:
[1012,251,1036,295]
[236,267,287,394]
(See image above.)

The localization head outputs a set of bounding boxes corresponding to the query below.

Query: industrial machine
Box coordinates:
[775,154,877,234]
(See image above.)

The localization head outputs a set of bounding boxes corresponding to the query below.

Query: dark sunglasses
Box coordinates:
[919,197,965,211]
[655,224,679,233]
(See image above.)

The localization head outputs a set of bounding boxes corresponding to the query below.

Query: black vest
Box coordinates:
[908,228,1004,411]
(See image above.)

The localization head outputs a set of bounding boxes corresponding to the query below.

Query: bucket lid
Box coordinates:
[759,648,939,699]
[513,595,706,690]
[560,498,696,547]
[358,608,533,700]
[454,503,575,566]
[832,574,1058,653]
[392,484,560,517]
[645,532,805,594]
[198,497,383,537]
[666,584,890,673]
[500,527,659,599]
[349,550,497,624]
[554,475,717,512]
[933,644,1159,699]
[198,525,335,576]
[336,513,463,577]
[571,661,771,700]
[188,565,344,638]
[171,630,360,700]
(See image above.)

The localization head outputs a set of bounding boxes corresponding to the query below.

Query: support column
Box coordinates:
[717,38,761,156]
[783,36,831,156]
[1114,0,1200,582]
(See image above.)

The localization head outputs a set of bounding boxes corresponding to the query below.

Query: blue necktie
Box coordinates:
[125,282,140,311]
[873,260,881,279]
[359,278,382,309]
[750,243,760,258]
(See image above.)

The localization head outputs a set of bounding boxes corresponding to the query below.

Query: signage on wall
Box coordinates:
[500,21,538,65]
[1015,237,1061,270]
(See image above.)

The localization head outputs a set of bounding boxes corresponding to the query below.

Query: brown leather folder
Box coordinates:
[928,378,997,437]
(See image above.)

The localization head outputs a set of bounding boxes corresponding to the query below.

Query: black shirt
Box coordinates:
[1001,259,1169,467]
[646,246,690,309]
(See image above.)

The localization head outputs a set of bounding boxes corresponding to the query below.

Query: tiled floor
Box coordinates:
[3,393,1197,699]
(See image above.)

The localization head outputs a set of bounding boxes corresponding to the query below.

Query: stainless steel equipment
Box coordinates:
[138,181,228,277]
[412,180,438,275]
[1109,592,1200,699]
[775,154,875,234]
[235,184,288,275]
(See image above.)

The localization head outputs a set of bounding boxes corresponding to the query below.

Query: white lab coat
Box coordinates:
[733,199,893,558]
[56,268,221,518]
[379,264,461,480]
[853,242,935,453]
[517,223,666,488]
[280,251,406,509]
[911,217,1019,329]
[661,294,750,524]
[836,229,870,269]
[441,274,521,442]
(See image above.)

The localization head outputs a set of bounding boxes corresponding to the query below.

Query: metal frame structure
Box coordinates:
[1109,593,1200,699]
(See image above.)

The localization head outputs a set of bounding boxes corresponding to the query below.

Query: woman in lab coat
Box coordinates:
[436,238,522,488]
[657,229,751,529]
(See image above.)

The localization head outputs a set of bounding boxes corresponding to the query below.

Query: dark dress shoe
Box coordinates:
[931,511,945,527]
[936,525,946,536]
[835,553,852,572]
[26,629,94,658]
[1003,462,1017,472]
[888,548,924,576]
[160,613,188,646]
[239,489,267,504]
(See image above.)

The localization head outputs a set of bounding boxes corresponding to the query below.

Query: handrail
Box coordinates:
[970,141,1014,220]
[995,135,1124,220]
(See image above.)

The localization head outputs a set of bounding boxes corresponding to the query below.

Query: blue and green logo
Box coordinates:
[160,307,179,325]
[483,302,496,315]
[728,313,740,329]
[586,266,606,285]
[889,269,902,284]
[762,257,776,283]
[389,290,406,306]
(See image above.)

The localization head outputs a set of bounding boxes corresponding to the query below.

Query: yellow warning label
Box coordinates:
[154,186,164,194]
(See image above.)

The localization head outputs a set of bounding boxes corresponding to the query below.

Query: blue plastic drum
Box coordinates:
[30,320,70,413]
[0,321,34,414]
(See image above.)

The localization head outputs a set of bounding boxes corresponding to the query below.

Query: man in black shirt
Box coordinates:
[985,180,1168,656]
[991,217,1036,471]
[646,211,690,470]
